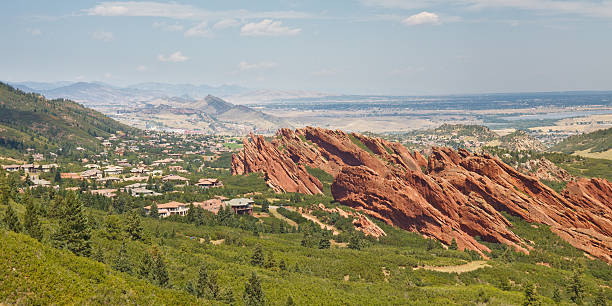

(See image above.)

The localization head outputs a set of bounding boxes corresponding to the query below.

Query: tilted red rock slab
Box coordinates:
[232,127,612,262]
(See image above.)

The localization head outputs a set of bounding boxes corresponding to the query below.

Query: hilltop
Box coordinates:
[0,82,135,156]
[552,127,612,160]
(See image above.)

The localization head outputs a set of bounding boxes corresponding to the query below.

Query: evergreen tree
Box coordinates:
[318,238,331,249]
[286,295,295,306]
[151,246,169,287]
[48,195,64,218]
[125,211,144,241]
[594,288,607,306]
[348,233,363,250]
[552,288,562,303]
[54,169,62,184]
[243,272,265,306]
[51,192,91,256]
[138,252,154,280]
[195,264,219,299]
[522,282,540,306]
[92,246,105,263]
[251,244,264,267]
[113,242,131,273]
[449,238,458,250]
[264,252,276,269]
[23,193,43,241]
[279,259,287,271]
[293,263,300,273]
[186,203,195,223]
[103,215,123,240]
[567,270,585,305]
[149,202,159,218]
[3,204,21,232]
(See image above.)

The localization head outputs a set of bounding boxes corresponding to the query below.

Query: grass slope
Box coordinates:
[552,127,612,156]
[0,230,199,305]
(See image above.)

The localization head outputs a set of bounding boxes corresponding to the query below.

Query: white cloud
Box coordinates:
[214,18,241,29]
[92,30,114,41]
[158,51,188,62]
[26,28,42,36]
[402,12,440,26]
[85,2,314,20]
[363,0,612,18]
[136,65,147,71]
[184,21,212,37]
[312,68,339,76]
[152,21,183,32]
[104,73,112,79]
[238,61,278,71]
[241,19,301,36]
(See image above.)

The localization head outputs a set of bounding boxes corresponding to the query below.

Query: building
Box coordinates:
[61,173,83,180]
[89,189,117,198]
[2,165,21,172]
[224,198,254,215]
[192,199,224,214]
[41,164,58,172]
[144,201,189,218]
[104,166,124,176]
[195,178,223,189]
[29,176,51,187]
[162,175,190,184]
[81,169,103,179]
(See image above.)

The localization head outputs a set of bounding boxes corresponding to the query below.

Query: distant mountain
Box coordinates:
[128,82,250,99]
[224,89,331,105]
[552,127,612,159]
[7,81,251,106]
[0,82,135,155]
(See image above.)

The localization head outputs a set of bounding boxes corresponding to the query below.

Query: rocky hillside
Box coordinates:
[498,130,546,152]
[232,127,612,262]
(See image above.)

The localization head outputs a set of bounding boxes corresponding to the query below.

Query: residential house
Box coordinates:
[196,178,223,189]
[144,201,189,218]
[89,189,117,198]
[41,164,58,172]
[81,169,103,179]
[162,175,190,184]
[2,165,21,172]
[61,173,83,180]
[104,166,123,176]
[224,198,254,215]
[192,199,224,214]
[29,176,51,187]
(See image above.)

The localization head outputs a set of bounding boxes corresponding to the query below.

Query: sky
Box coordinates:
[2,0,612,95]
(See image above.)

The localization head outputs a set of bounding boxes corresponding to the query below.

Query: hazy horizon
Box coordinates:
[3,1,612,95]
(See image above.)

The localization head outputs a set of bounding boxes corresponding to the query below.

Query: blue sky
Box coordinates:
[2,0,612,95]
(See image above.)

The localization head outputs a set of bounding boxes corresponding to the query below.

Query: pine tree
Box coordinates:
[251,244,264,267]
[348,233,363,250]
[54,169,62,184]
[286,295,295,306]
[125,211,144,241]
[23,193,43,241]
[113,242,131,273]
[149,202,159,218]
[552,288,562,303]
[243,272,265,306]
[103,214,123,240]
[264,252,276,269]
[319,238,331,249]
[594,288,607,306]
[567,270,585,305]
[51,192,91,257]
[449,238,458,250]
[522,282,540,306]
[3,204,21,233]
[195,264,219,299]
[151,246,169,287]
[138,252,154,280]
[279,259,287,271]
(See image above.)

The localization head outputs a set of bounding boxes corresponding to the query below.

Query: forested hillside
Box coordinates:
[0,82,135,155]
[552,127,612,156]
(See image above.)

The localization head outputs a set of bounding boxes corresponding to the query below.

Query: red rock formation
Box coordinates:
[231,133,323,195]
[232,127,612,262]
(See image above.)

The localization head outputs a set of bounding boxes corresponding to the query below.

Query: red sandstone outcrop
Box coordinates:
[231,133,322,195]
[232,127,612,262]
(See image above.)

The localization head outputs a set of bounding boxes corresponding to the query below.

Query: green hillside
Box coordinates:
[0,230,199,305]
[552,127,612,155]
[0,82,135,156]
